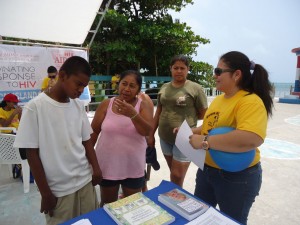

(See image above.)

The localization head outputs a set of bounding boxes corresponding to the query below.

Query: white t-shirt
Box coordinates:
[14,93,92,197]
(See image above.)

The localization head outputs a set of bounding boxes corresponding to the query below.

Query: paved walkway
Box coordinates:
[0,98,299,225]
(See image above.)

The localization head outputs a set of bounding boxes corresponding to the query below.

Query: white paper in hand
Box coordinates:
[175,120,206,170]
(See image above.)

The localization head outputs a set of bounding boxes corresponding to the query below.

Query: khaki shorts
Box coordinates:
[45,181,98,225]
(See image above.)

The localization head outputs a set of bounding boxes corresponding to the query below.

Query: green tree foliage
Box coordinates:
[88,0,212,87]
[188,61,215,89]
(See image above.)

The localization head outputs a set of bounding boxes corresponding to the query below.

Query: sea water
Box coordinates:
[273,82,294,98]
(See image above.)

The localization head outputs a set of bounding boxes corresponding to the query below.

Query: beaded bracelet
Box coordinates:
[131,113,138,120]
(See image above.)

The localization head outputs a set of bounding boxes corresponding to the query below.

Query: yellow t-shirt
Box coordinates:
[201,90,267,168]
[111,75,120,90]
[41,77,58,90]
[0,108,19,133]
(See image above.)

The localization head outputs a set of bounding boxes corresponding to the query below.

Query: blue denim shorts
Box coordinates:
[160,139,190,162]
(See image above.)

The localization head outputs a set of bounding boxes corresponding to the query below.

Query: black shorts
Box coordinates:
[100,176,145,189]
[19,148,27,160]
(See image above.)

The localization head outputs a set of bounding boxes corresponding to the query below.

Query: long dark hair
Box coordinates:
[220,51,273,117]
[0,101,7,108]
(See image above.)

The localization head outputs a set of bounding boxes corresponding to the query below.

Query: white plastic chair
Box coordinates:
[0,127,17,134]
[0,128,30,193]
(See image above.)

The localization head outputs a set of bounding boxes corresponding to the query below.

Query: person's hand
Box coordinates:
[48,79,56,88]
[13,106,22,116]
[173,127,179,134]
[147,135,155,148]
[40,193,57,217]
[92,169,102,186]
[114,98,137,118]
[189,134,204,149]
[14,106,22,120]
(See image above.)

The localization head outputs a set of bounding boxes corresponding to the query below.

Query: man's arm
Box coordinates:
[82,139,102,186]
[90,99,109,147]
[26,148,57,217]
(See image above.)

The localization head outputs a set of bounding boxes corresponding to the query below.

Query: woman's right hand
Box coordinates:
[189,134,204,149]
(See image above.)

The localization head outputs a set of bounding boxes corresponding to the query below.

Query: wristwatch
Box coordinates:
[202,136,209,151]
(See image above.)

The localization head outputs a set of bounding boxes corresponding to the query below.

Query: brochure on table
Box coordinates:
[185,207,240,225]
[103,192,175,225]
[158,188,209,221]
[60,180,240,225]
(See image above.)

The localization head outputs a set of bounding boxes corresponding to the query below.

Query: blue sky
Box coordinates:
[171,0,300,83]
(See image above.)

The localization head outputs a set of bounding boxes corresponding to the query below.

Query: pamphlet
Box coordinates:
[103,192,175,225]
[158,188,209,221]
[185,207,241,225]
[175,120,206,170]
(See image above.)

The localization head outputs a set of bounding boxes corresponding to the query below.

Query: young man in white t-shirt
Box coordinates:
[14,56,102,225]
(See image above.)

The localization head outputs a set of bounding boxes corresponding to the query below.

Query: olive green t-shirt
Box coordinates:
[157,80,208,144]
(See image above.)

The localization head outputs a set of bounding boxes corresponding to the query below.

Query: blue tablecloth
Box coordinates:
[60,180,190,225]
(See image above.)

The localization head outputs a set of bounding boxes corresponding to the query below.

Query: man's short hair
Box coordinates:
[47,66,57,73]
[59,56,91,77]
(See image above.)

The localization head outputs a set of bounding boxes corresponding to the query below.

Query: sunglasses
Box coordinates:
[214,68,235,76]
[48,76,56,79]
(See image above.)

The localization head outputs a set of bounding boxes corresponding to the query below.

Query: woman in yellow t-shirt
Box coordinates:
[189,51,274,224]
[0,93,26,160]
[0,93,22,132]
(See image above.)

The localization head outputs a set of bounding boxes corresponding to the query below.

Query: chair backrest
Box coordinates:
[0,133,21,164]
[0,127,17,133]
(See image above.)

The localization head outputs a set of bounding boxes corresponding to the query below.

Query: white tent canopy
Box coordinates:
[0,0,103,45]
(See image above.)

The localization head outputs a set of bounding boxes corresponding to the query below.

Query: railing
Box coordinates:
[87,75,221,111]
[88,76,172,107]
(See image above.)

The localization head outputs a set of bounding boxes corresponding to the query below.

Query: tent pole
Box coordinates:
[88,0,112,48]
